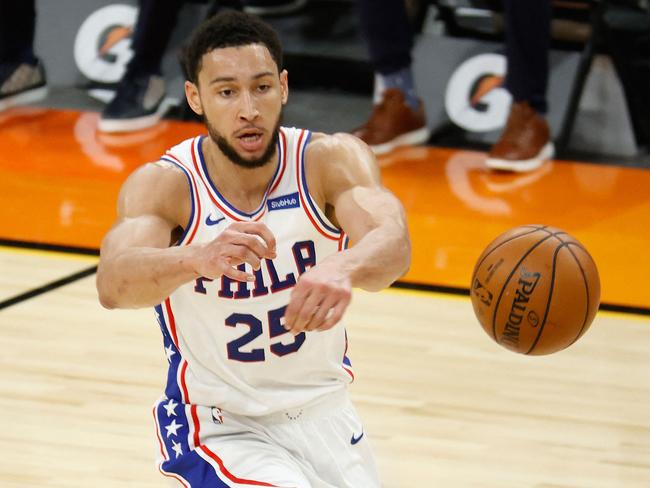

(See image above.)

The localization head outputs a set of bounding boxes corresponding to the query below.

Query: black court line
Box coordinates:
[392,280,469,297]
[392,280,650,317]
[0,238,99,256]
[0,266,98,311]
[0,240,648,317]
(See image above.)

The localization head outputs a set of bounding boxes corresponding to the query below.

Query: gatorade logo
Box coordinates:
[444,53,511,132]
[74,4,138,83]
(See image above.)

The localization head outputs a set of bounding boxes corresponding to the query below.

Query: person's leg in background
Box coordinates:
[352,0,429,155]
[486,0,554,172]
[99,0,185,133]
[0,0,47,111]
[604,5,650,152]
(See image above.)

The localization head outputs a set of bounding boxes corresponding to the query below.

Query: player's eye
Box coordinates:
[257,84,271,93]
[219,89,234,98]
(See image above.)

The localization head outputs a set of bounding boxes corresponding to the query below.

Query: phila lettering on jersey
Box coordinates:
[154,127,354,416]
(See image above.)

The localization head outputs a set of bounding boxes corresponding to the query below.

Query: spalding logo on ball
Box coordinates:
[470,225,600,355]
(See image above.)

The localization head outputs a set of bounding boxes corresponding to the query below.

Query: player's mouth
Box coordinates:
[236,128,265,152]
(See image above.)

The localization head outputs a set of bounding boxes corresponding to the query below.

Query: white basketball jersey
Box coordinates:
[154,127,354,416]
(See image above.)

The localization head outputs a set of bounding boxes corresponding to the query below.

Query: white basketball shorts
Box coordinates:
[152,388,380,487]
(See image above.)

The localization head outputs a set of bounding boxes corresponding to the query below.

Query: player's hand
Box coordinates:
[284,259,352,334]
[190,221,276,282]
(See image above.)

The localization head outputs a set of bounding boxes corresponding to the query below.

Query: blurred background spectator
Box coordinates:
[3,0,649,165]
[0,1,47,111]
[352,0,430,156]
[353,0,554,173]
[100,0,310,132]
[98,0,184,132]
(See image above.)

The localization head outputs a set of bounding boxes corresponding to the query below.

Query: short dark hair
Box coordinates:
[183,10,283,84]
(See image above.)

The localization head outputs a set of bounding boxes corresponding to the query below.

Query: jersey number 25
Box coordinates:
[225,305,305,362]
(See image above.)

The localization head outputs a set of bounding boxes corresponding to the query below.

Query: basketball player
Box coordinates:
[96,11,410,487]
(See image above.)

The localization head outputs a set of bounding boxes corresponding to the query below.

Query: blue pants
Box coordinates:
[0,0,184,78]
[357,0,551,113]
[0,0,36,63]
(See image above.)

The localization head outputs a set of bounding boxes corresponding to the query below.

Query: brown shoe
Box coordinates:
[486,101,554,172]
[352,88,429,155]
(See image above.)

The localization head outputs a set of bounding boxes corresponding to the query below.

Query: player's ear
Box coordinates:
[280,69,289,105]
[185,81,204,116]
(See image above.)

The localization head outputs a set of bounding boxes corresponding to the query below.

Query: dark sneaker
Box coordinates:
[0,60,48,111]
[98,74,168,133]
[243,0,308,15]
[352,88,429,155]
[486,101,554,173]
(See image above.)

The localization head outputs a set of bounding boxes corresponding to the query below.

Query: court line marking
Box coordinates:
[0,265,97,311]
[0,241,647,319]
[388,282,650,321]
[0,239,98,258]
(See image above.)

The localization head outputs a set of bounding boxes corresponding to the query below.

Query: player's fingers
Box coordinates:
[229,233,271,262]
[219,229,272,261]
[304,300,332,331]
[308,289,348,331]
[318,296,350,331]
[221,265,255,282]
[287,291,320,334]
[222,244,261,272]
[229,222,277,258]
[284,287,309,330]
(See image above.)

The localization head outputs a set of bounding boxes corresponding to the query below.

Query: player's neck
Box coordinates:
[202,137,279,213]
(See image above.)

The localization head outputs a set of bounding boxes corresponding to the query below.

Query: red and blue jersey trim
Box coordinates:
[269,129,288,195]
[342,330,354,382]
[160,152,202,246]
[193,133,287,222]
[295,130,342,241]
[338,233,350,251]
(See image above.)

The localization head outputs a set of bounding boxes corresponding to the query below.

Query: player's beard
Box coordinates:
[205,113,282,169]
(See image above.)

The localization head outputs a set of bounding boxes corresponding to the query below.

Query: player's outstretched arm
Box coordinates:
[284,133,411,333]
[96,162,276,309]
[323,134,411,290]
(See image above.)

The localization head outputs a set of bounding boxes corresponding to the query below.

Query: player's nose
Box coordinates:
[238,91,259,121]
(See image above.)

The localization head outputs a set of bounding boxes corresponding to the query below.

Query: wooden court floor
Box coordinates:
[1,107,649,486]
[0,247,649,487]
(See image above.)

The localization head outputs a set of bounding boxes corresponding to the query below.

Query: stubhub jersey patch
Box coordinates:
[267,192,300,212]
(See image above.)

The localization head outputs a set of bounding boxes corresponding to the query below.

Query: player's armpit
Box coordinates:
[305,134,411,292]
[320,134,407,238]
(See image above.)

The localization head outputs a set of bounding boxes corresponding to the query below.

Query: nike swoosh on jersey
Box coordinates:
[205,215,226,226]
[351,431,364,445]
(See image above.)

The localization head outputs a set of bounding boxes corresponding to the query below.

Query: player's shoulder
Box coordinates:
[118,159,191,221]
[306,131,369,155]
[125,159,188,193]
[305,132,374,171]
[303,131,380,201]
[124,134,197,189]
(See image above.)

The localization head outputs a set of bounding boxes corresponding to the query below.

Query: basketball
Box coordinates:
[470,225,601,355]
